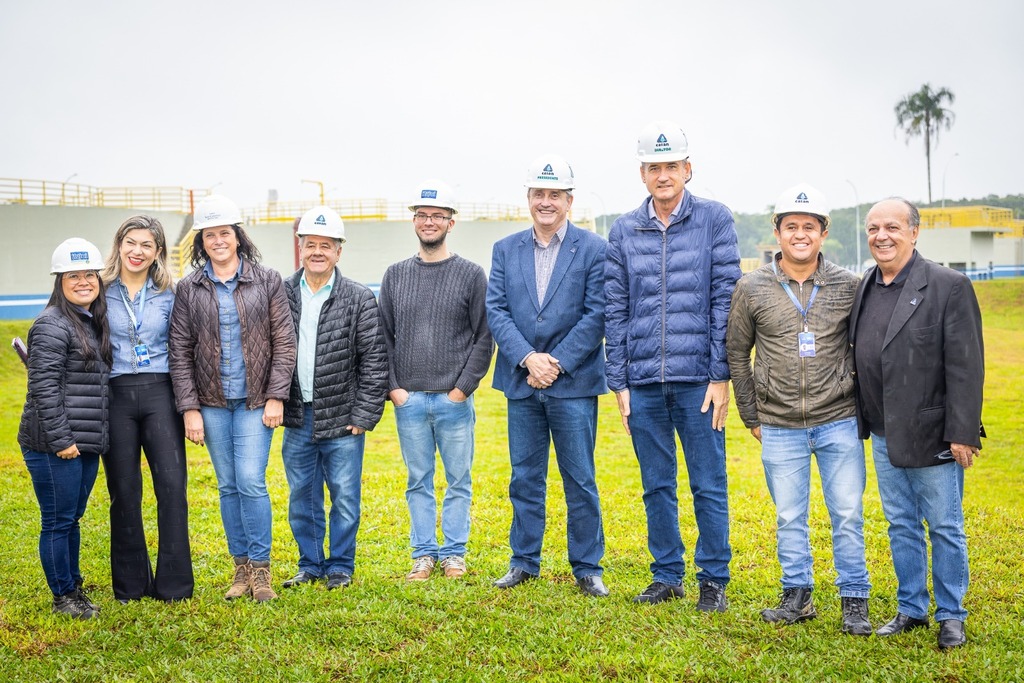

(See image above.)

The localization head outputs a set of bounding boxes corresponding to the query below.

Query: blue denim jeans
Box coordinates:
[394,392,475,559]
[201,400,274,562]
[506,393,604,578]
[871,434,969,621]
[760,417,869,597]
[282,405,364,576]
[23,449,100,596]
[628,382,731,586]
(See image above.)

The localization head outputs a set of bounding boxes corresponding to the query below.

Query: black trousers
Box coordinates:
[104,373,193,600]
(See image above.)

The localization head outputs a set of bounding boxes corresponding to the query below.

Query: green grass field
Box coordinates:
[1,280,1022,682]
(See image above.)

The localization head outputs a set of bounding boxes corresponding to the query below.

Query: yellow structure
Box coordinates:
[920,205,1024,238]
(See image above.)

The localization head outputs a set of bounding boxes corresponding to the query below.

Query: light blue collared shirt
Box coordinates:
[204,259,247,400]
[297,270,336,402]
[647,193,685,230]
[106,277,174,377]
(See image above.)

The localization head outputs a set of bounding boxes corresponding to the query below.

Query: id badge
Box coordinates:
[134,343,152,367]
[798,332,816,358]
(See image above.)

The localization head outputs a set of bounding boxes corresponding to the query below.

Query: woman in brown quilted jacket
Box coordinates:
[168,195,296,603]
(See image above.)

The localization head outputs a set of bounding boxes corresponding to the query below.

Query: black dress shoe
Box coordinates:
[576,575,609,597]
[493,568,537,589]
[326,573,352,590]
[282,571,322,588]
[633,581,685,604]
[938,619,967,649]
[876,613,930,637]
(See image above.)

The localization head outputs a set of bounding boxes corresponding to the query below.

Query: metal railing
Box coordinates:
[241,200,582,224]
[920,205,1024,237]
[1,177,198,212]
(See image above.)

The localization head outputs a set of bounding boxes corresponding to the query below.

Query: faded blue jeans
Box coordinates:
[394,392,475,560]
[201,400,274,562]
[760,417,869,598]
[871,433,969,622]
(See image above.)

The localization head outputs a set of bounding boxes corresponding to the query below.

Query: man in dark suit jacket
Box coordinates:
[486,154,609,598]
[850,197,984,650]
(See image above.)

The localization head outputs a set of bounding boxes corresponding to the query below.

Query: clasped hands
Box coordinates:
[525,352,560,389]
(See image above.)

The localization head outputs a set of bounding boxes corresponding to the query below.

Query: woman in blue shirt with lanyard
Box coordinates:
[100,215,193,602]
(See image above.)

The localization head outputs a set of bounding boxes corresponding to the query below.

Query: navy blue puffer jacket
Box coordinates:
[604,192,741,391]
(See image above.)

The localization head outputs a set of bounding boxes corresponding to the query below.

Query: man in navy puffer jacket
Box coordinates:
[605,120,741,608]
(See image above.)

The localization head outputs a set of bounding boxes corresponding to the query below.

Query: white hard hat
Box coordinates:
[637,120,689,163]
[525,154,575,190]
[192,194,244,232]
[409,179,459,214]
[772,183,831,230]
[51,237,103,275]
[296,205,346,242]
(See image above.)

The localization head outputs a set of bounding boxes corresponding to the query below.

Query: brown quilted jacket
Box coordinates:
[169,259,296,412]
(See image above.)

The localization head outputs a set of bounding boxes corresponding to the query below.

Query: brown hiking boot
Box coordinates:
[225,557,251,600]
[250,561,277,602]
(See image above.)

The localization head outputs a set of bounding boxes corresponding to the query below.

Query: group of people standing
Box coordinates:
[18,120,983,651]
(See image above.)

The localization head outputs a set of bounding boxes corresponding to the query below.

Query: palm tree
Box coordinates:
[895,84,956,203]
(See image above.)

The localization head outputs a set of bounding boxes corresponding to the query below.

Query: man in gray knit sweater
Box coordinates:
[378,179,493,582]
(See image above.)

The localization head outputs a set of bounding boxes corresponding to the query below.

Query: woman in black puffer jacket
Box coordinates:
[19,238,112,620]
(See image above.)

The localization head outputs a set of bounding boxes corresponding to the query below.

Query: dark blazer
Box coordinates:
[849,254,984,467]
[487,222,607,400]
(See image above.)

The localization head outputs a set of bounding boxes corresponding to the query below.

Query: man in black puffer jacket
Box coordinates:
[280,207,388,591]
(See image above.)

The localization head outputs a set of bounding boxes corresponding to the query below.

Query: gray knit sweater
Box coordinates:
[378,254,493,395]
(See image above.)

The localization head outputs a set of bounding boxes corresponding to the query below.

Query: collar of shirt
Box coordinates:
[647,193,685,228]
[873,249,918,286]
[203,258,243,283]
[533,222,568,248]
[300,269,336,295]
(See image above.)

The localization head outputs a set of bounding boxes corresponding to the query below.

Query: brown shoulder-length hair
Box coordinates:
[189,224,262,269]
[47,273,113,367]
[101,215,174,292]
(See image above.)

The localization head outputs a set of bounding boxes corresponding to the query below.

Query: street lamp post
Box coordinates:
[61,173,78,205]
[941,153,960,209]
[302,179,325,205]
[589,191,607,237]
[846,179,861,273]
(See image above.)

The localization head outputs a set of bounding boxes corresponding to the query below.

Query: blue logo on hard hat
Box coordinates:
[654,133,671,152]
[70,251,89,262]
[421,189,438,199]
[315,214,327,225]
[657,134,667,143]
[795,192,809,203]
[543,164,553,173]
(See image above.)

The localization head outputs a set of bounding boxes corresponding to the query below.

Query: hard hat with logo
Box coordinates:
[772,183,831,230]
[637,120,689,163]
[51,237,103,274]
[296,205,346,242]
[408,179,459,215]
[524,154,575,190]
[192,194,244,232]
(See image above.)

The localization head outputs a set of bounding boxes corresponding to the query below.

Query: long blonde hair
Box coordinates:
[101,215,174,292]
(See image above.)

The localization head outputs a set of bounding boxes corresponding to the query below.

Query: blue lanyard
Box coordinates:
[773,260,818,331]
[119,279,147,334]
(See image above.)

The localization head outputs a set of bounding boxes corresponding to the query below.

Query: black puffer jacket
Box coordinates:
[19,307,110,455]
[282,268,389,439]
[169,259,296,412]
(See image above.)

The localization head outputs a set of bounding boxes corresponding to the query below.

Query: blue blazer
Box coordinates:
[486,222,608,400]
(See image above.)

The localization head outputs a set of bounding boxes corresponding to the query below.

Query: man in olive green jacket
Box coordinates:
[725,184,869,635]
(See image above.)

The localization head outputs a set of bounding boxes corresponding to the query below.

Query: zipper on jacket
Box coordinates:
[799,280,808,428]
[660,230,668,382]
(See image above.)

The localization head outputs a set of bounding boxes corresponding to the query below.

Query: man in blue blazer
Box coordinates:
[486,154,609,597]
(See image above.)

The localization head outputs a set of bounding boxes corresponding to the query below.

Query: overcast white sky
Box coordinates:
[2,0,1021,216]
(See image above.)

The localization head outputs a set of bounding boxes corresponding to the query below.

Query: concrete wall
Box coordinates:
[916,227,1001,271]
[0,205,538,318]
[0,205,189,294]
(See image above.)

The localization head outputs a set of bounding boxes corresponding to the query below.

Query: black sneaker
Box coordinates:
[53,592,98,620]
[841,597,872,636]
[633,581,685,605]
[696,580,727,612]
[761,587,816,624]
[75,585,100,612]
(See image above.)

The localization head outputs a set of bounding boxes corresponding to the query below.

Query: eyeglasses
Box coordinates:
[413,213,452,224]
